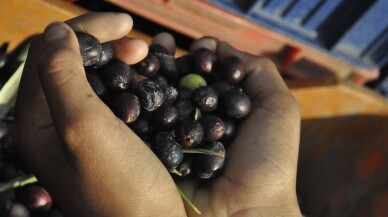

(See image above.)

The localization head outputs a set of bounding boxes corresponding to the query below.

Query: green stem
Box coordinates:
[183,149,225,157]
[176,184,201,215]
[0,174,38,193]
[194,108,201,121]
[169,168,182,176]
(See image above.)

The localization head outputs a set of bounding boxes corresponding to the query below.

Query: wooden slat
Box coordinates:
[0,0,186,56]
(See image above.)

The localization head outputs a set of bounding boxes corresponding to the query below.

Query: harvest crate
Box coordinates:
[210,0,388,71]
[106,0,383,83]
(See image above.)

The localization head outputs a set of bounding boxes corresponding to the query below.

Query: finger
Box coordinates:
[151,32,176,54]
[189,36,218,53]
[216,42,301,191]
[36,22,112,134]
[66,12,133,42]
[112,37,148,64]
[217,42,289,103]
[16,12,135,132]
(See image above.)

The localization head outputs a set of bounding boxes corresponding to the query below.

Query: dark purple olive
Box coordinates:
[140,109,153,121]
[75,31,102,66]
[93,42,114,68]
[150,74,169,90]
[175,120,204,148]
[218,56,244,85]
[0,121,8,141]
[134,53,160,77]
[22,186,52,213]
[86,73,106,98]
[219,89,251,119]
[177,156,193,177]
[129,116,151,140]
[152,132,183,169]
[220,119,236,144]
[111,93,140,124]
[152,104,179,131]
[0,191,12,217]
[149,44,171,55]
[177,86,193,101]
[174,100,195,120]
[135,79,164,111]
[195,141,225,179]
[192,48,216,76]
[211,81,234,95]
[149,44,179,82]
[98,58,133,90]
[176,54,191,76]
[162,85,178,104]
[199,115,225,142]
[9,203,30,217]
[192,86,218,112]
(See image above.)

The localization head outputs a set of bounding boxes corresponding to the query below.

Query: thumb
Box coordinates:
[37,22,112,134]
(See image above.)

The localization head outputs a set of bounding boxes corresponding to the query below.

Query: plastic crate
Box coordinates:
[209,0,388,70]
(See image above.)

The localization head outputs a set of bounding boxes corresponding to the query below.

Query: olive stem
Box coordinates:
[183,149,225,157]
[169,168,182,176]
[176,184,201,215]
[194,108,201,121]
[0,174,38,193]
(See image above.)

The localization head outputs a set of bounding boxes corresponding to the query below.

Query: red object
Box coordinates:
[107,0,378,82]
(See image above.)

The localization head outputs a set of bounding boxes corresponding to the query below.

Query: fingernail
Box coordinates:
[44,23,68,42]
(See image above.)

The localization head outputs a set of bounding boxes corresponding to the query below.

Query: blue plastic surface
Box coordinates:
[209,0,388,70]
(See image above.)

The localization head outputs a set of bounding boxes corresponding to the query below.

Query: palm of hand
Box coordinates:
[179,70,301,216]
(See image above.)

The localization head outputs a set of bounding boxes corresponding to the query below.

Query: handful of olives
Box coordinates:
[77,32,252,213]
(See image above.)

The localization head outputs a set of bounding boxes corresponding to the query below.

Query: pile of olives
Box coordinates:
[0,31,252,216]
[76,32,251,180]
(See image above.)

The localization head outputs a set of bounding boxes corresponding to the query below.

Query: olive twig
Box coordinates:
[169,168,183,176]
[183,149,225,157]
[0,174,38,193]
[176,184,201,215]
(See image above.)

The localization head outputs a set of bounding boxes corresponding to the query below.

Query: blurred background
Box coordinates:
[0,0,387,216]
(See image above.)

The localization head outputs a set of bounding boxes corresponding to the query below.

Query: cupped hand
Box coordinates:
[15,12,302,217]
[156,35,302,216]
[15,13,185,217]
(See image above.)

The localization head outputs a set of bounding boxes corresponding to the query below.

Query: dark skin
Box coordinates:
[15,13,302,217]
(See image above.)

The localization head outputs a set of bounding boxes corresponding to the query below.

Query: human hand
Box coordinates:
[15,13,186,217]
[164,36,303,216]
[15,12,302,217]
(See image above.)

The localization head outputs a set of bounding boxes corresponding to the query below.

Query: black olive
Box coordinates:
[194,141,225,179]
[75,31,102,66]
[152,132,183,169]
